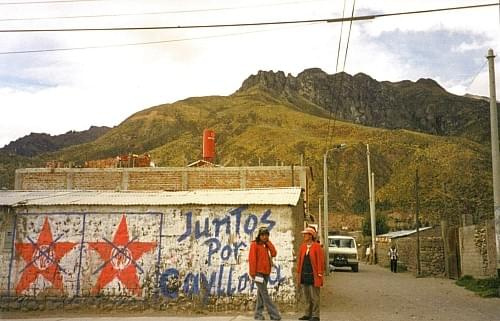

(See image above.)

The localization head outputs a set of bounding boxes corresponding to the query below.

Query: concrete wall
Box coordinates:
[0,202,303,311]
[15,166,311,214]
[459,220,497,279]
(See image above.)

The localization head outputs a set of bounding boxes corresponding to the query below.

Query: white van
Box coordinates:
[328,235,359,272]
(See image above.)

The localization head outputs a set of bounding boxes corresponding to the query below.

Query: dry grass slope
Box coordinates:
[4,89,493,226]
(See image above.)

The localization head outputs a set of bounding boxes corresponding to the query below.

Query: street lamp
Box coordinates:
[323,143,347,275]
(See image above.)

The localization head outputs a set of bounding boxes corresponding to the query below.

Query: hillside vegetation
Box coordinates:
[1,70,494,227]
[38,88,493,226]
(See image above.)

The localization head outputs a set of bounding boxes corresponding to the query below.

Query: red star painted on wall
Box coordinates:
[88,215,157,296]
[15,217,77,294]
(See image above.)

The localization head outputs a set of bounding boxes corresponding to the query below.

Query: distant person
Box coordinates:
[388,244,398,273]
[248,226,281,321]
[365,244,372,264]
[297,226,324,321]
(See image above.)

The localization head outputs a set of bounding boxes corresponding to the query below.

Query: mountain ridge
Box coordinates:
[0,125,111,157]
[0,70,494,227]
[236,68,494,143]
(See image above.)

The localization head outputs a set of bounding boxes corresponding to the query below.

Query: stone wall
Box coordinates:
[376,227,445,276]
[459,220,497,278]
[0,203,303,312]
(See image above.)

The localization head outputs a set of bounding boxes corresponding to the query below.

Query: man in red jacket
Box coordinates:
[296,226,324,321]
[248,226,281,320]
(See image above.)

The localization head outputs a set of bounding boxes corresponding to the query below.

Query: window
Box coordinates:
[3,230,13,251]
[329,238,355,248]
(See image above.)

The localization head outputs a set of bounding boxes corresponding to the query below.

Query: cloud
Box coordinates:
[0,0,499,147]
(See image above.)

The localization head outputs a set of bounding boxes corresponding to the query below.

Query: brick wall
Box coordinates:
[19,172,67,190]
[187,170,241,189]
[72,171,122,190]
[127,171,182,190]
[15,167,311,212]
[459,220,497,278]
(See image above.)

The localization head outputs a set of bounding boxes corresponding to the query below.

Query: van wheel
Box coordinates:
[351,264,359,272]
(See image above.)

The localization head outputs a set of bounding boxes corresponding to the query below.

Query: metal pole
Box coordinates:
[319,196,322,243]
[486,48,500,277]
[367,145,376,261]
[416,168,421,276]
[370,172,376,263]
[323,152,330,275]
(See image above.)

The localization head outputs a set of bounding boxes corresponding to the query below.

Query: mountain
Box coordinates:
[0,126,111,157]
[238,69,495,143]
[0,70,494,226]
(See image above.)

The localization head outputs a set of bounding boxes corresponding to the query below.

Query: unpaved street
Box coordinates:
[3,263,499,321]
[322,263,500,321]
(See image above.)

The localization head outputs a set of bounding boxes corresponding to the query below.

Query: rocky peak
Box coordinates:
[238,70,288,94]
[235,68,492,142]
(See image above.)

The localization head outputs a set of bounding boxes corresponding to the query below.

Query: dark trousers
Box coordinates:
[390,259,398,272]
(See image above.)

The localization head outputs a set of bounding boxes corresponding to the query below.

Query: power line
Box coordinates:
[342,0,356,71]
[0,2,498,33]
[325,0,346,151]
[0,22,319,55]
[0,0,106,5]
[0,0,328,21]
[327,0,357,150]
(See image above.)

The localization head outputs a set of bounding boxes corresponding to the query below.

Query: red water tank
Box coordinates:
[203,129,215,162]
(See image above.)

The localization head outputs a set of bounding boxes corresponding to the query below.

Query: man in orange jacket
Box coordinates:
[248,226,281,320]
[296,226,324,321]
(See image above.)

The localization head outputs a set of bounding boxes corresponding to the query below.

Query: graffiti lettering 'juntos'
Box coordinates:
[177,207,276,266]
[177,207,276,242]
[162,207,286,299]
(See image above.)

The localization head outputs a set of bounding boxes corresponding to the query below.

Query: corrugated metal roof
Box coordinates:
[0,188,302,206]
[376,226,433,240]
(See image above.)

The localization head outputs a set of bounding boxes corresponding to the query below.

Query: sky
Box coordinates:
[0,0,499,148]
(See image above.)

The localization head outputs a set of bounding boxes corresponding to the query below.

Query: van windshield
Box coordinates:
[329,238,355,248]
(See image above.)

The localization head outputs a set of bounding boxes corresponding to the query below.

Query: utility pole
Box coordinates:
[318,195,323,258]
[323,144,347,275]
[415,168,421,276]
[486,48,500,278]
[323,153,330,275]
[367,145,376,263]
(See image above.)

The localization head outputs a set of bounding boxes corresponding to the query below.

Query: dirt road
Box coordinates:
[3,263,499,321]
[321,263,500,321]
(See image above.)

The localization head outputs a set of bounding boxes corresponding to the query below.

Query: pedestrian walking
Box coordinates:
[365,244,372,264]
[388,244,398,273]
[248,226,281,321]
[297,226,324,321]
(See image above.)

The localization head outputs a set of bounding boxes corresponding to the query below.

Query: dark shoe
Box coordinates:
[254,316,265,320]
[298,316,310,320]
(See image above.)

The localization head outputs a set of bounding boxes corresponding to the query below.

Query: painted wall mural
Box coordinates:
[87,215,157,296]
[15,217,77,294]
[7,206,296,303]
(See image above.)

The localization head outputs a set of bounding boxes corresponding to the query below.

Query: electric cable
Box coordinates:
[325,0,346,152]
[0,0,328,21]
[0,3,497,33]
[0,22,319,55]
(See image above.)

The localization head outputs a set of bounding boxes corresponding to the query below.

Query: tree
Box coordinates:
[362,213,389,237]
